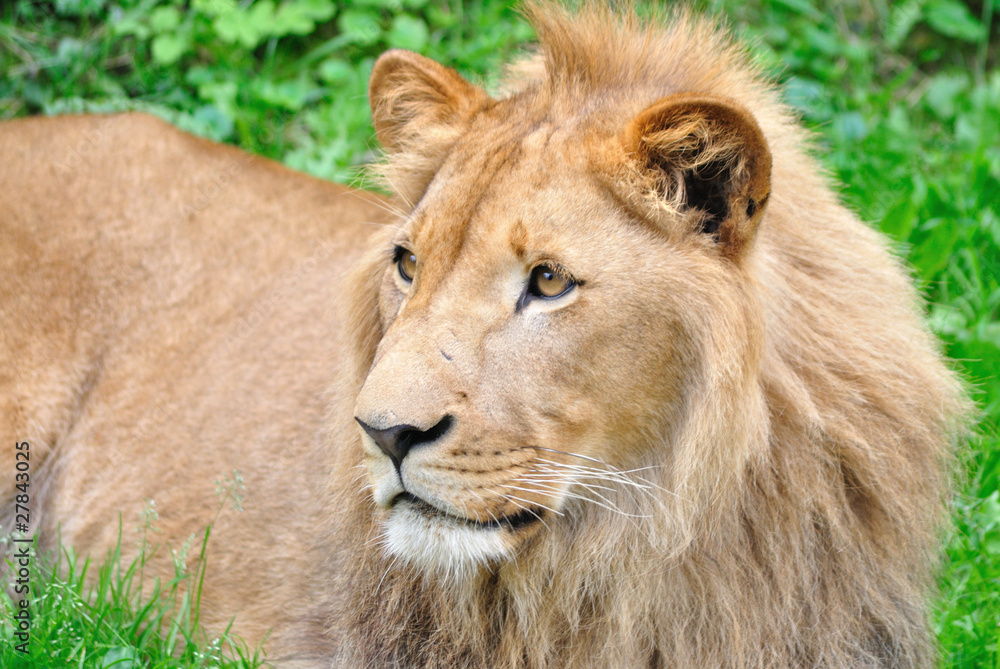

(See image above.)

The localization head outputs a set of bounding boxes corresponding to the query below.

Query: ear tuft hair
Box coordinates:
[368,50,489,205]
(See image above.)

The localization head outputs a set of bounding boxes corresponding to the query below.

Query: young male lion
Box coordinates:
[1,2,968,667]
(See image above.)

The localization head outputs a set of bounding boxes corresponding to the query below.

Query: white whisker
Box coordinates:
[497,494,554,531]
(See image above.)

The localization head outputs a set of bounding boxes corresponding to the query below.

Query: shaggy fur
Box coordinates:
[1,3,968,668]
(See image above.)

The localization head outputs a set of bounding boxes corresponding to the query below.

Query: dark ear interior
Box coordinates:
[624,93,772,258]
[680,157,734,236]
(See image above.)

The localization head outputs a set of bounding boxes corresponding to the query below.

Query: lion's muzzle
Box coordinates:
[355,415,454,471]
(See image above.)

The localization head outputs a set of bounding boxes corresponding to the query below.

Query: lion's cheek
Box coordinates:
[487,331,686,467]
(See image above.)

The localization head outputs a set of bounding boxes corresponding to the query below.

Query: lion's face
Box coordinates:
[355,135,688,572]
[354,50,771,575]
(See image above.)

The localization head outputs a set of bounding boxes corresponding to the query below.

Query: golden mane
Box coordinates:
[518,2,768,102]
[340,3,970,667]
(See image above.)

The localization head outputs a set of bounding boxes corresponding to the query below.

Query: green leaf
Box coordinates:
[772,0,823,21]
[111,15,151,39]
[351,0,402,9]
[880,193,918,242]
[55,37,87,62]
[885,0,923,49]
[924,72,971,120]
[273,0,337,37]
[184,65,216,87]
[274,5,318,36]
[250,77,314,111]
[911,218,963,279]
[388,14,429,51]
[192,105,235,142]
[149,6,181,34]
[983,491,1000,525]
[151,32,189,66]
[318,58,354,85]
[196,80,239,117]
[192,0,238,17]
[338,9,382,47]
[297,0,337,21]
[782,76,824,115]
[213,12,253,47]
[802,24,843,58]
[924,0,984,42]
[928,303,968,338]
[100,647,138,669]
[54,0,106,17]
[213,0,276,48]
[832,111,868,142]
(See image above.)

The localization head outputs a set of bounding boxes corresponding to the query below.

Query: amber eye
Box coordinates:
[528,264,574,299]
[395,246,417,283]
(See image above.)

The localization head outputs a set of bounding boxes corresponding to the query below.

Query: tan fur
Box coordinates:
[1,3,968,667]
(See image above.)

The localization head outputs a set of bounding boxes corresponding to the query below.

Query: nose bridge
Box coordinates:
[356,303,489,437]
[425,288,493,385]
[356,335,446,430]
[356,236,499,428]
[408,258,493,356]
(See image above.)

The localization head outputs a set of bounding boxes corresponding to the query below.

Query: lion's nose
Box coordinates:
[355,415,453,470]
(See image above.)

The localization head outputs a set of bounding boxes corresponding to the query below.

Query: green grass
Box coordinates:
[1,0,998,666]
[0,476,260,668]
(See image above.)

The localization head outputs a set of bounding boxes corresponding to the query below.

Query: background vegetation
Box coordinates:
[1,0,997,666]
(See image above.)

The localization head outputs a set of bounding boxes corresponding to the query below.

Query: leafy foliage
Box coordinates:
[1,0,997,666]
[0,0,531,177]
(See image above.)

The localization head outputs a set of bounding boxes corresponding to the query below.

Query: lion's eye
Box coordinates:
[528,264,574,299]
[395,246,417,283]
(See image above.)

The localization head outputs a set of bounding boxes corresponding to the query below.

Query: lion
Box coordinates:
[1,2,969,667]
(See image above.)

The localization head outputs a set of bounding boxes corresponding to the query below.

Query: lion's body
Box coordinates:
[1,4,967,668]
[0,113,375,657]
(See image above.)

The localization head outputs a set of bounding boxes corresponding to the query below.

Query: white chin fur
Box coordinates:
[383,503,512,578]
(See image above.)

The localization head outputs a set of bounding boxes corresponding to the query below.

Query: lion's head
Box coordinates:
[352,25,775,578]
[336,3,967,666]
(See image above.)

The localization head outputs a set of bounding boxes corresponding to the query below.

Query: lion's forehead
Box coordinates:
[421,115,588,214]
[411,162,619,267]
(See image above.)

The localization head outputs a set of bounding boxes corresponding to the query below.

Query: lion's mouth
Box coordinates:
[395,492,544,531]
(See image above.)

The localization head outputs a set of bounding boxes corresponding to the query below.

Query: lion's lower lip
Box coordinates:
[396,492,544,531]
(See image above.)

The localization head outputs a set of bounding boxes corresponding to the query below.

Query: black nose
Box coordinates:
[355,415,453,470]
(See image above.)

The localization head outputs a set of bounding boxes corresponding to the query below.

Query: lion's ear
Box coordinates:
[369,49,487,154]
[623,93,771,259]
